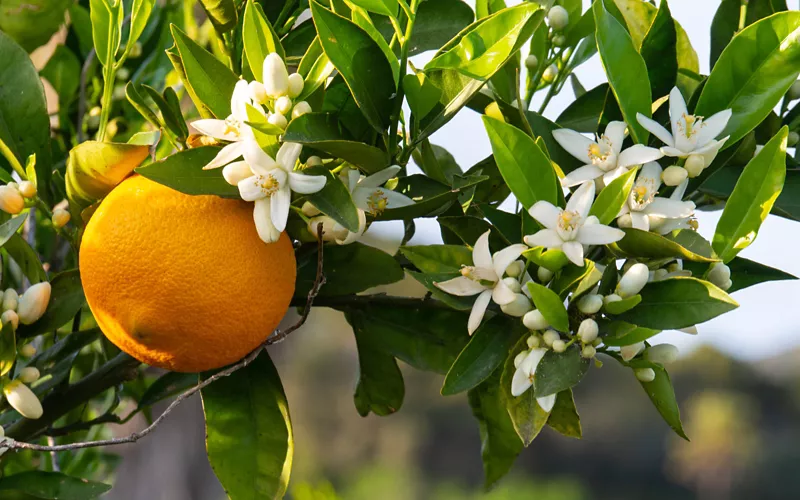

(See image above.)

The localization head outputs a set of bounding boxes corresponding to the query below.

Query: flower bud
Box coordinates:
[552,34,566,47]
[1,310,18,331]
[500,293,532,317]
[653,268,669,281]
[537,266,554,283]
[620,341,644,362]
[505,260,525,278]
[552,339,566,353]
[788,80,800,100]
[275,96,293,116]
[116,67,131,81]
[2,289,18,312]
[249,81,268,104]
[288,73,304,98]
[268,113,288,130]
[617,213,633,228]
[502,277,522,294]
[17,282,51,325]
[577,294,603,314]
[524,54,539,70]
[307,215,343,242]
[3,380,42,419]
[547,5,569,30]
[18,367,40,384]
[0,186,25,215]
[707,262,731,288]
[635,368,656,383]
[17,181,36,199]
[679,325,698,335]
[19,344,36,358]
[645,344,679,365]
[581,345,596,359]
[222,162,254,186]
[306,155,323,167]
[291,101,312,119]
[604,294,622,305]
[51,208,71,228]
[262,53,289,98]
[523,309,549,330]
[662,165,688,187]
[789,131,799,146]
[129,41,143,58]
[617,263,649,298]
[667,260,683,273]
[578,318,599,343]
[685,154,705,177]
[514,350,528,368]
[526,335,541,348]
[542,329,560,346]
[301,201,321,218]
[542,64,558,83]
[484,102,504,122]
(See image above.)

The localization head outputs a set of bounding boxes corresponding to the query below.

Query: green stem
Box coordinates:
[96,64,117,142]
[0,138,26,179]
[388,0,420,163]
[738,1,748,31]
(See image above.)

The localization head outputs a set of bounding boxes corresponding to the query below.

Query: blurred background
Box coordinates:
[21,0,800,498]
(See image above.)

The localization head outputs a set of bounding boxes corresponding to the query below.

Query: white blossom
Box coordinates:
[617,162,695,232]
[510,348,557,412]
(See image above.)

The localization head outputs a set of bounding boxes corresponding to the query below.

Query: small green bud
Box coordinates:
[635,368,656,383]
[524,54,539,70]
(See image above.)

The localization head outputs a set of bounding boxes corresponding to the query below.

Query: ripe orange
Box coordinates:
[79,175,296,372]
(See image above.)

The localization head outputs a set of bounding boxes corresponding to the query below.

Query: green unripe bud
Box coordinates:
[547,5,569,31]
[551,339,566,353]
[525,54,539,70]
[635,368,656,383]
[788,80,800,101]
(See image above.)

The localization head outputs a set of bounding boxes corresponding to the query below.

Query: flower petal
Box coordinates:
[230,80,252,122]
[222,161,254,186]
[435,276,487,296]
[492,244,527,280]
[526,347,548,375]
[359,165,402,189]
[523,229,563,248]
[660,146,685,157]
[561,164,604,187]
[637,113,674,148]
[381,189,415,209]
[237,175,266,201]
[492,278,517,305]
[696,108,732,146]
[630,211,650,231]
[243,140,278,175]
[644,197,694,218]
[640,161,663,183]
[566,181,595,219]
[537,394,557,413]
[528,201,561,229]
[203,141,245,170]
[472,230,493,269]
[670,178,689,200]
[359,218,404,255]
[576,224,625,245]
[669,86,688,139]
[552,128,595,163]
[336,210,368,246]
[604,121,627,155]
[617,144,664,168]
[561,240,584,266]
[277,142,303,171]
[468,289,493,335]
[288,172,327,194]
[697,137,727,166]
[602,166,628,185]
[192,119,236,141]
[270,187,291,232]
[511,362,533,397]
[253,198,281,243]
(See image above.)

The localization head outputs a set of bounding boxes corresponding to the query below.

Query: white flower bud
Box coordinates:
[707,262,731,288]
[288,73,304,98]
[291,101,312,119]
[18,367,40,384]
[537,266,554,283]
[645,344,679,365]
[789,131,800,146]
[3,380,42,419]
[275,95,293,116]
[307,215,344,242]
[2,289,18,312]
[526,335,541,348]
[17,181,36,199]
[788,80,800,100]
[17,282,51,325]
[542,329,560,346]
[268,113,288,130]
[523,309,549,330]
[248,81,268,104]
[502,277,521,294]
[635,368,656,383]
[547,5,569,31]
[1,310,18,331]
[581,345,596,359]
[667,260,683,273]
[679,325,698,335]
[301,201,321,217]
[524,54,539,70]
[500,293,532,317]
[617,213,633,228]
[578,318,599,343]
[20,344,36,358]
[577,294,603,314]
[552,339,566,353]
[51,208,70,229]
[552,34,566,47]
[116,67,130,80]
[306,155,323,167]
[685,154,705,177]
[662,165,688,187]
[514,350,528,368]
[653,268,669,281]
[0,186,25,215]
[505,260,525,278]
[620,341,644,362]
[222,162,254,186]
[604,294,622,305]
[721,278,732,290]
[617,263,649,298]
[542,64,558,83]
[262,53,289,98]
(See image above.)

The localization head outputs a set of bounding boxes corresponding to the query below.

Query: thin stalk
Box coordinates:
[388,0,421,163]
[96,65,117,142]
[0,138,26,179]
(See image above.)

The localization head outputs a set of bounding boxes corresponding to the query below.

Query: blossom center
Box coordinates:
[556,209,581,241]
[460,266,498,286]
[254,172,282,197]
[630,181,656,211]
[366,189,389,215]
[678,113,704,139]
[588,137,616,171]
[224,115,242,137]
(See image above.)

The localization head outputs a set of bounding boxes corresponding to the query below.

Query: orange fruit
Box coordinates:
[79,175,296,372]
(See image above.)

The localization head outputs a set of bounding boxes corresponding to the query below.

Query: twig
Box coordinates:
[44,413,122,438]
[76,49,96,144]
[3,225,327,453]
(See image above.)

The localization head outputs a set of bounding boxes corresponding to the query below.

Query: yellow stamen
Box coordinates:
[367,189,389,215]
[258,174,281,196]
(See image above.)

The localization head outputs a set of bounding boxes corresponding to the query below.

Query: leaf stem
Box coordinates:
[388,0,420,164]
[96,64,117,142]
[0,138,26,179]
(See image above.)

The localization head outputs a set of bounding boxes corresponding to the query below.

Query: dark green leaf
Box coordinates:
[0,322,14,377]
[526,282,569,332]
[376,175,458,220]
[0,214,27,249]
[604,294,641,314]
[499,335,550,446]
[0,471,111,499]
[407,0,475,56]
[710,0,786,68]
[534,347,590,398]
[551,259,596,299]
[138,371,198,409]
[40,45,81,108]
[304,166,360,233]
[4,234,47,284]
[243,0,284,79]
[198,0,238,33]
[0,0,71,52]
[547,389,582,439]
[400,245,472,274]
[136,147,239,198]
[602,321,660,347]
[16,270,85,338]
[629,360,688,440]
[295,243,404,297]
[611,228,719,263]
[412,140,461,186]
[726,257,796,293]
[639,0,677,99]
[556,84,609,133]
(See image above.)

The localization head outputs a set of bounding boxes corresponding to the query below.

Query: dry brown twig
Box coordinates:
[3,224,327,453]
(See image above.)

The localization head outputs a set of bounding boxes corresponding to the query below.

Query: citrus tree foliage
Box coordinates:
[0,0,798,497]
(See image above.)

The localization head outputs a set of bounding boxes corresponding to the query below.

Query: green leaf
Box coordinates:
[412,140,461,185]
[3,234,47,284]
[66,140,150,223]
[349,0,396,18]
[198,0,238,33]
[710,0,786,68]
[0,322,15,377]
[611,228,719,263]
[523,110,585,173]
[311,1,396,132]
[0,214,27,249]
[135,147,239,198]
[482,116,558,209]
[696,12,800,147]
[499,335,550,446]
[304,166,361,233]
[534,347,590,398]
[400,245,472,274]
[89,0,120,67]
[376,175,457,220]
[243,0,285,80]
[0,0,71,53]
[526,282,569,332]
[442,315,523,396]
[0,30,52,198]
[639,0,677,99]
[593,0,651,144]
[551,259,597,299]
[202,352,293,500]
[522,246,570,273]
[713,127,787,263]
[350,4,400,84]
[604,294,641,315]
[295,243,404,297]
[602,321,660,347]
[589,167,636,224]
[16,270,85,338]
[283,113,388,173]
[0,471,111,499]
[138,371,198,409]
[349,310,405,416]
[547,389,582,439]
[140,84,188,142]
[297,37,335,101]
[128,0,155,50]
[40,45,81,109]
[170,25,238,119]
[726,257,796,293]
[407,0,475,56]
[616,277,738,330]
[629,360,688,440]
[556,83,610,133]
[468,373,524,489]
